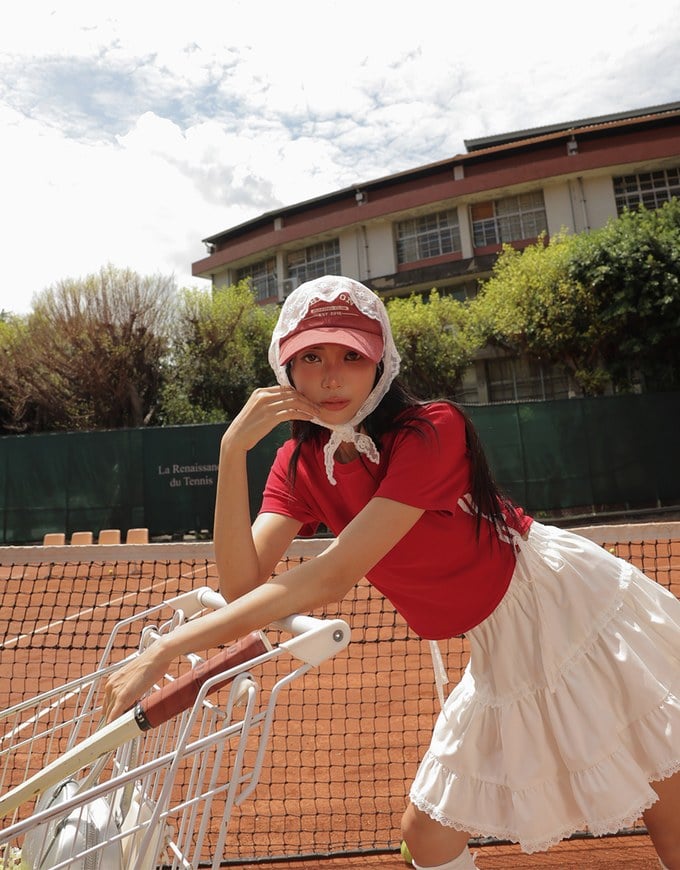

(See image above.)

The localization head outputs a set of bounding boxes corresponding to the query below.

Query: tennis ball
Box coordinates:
[400,839,413,865]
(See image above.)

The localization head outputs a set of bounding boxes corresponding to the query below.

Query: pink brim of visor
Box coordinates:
[279,327,384,365]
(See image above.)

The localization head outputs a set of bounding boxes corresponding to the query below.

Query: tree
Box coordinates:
[386,290,480,398]
[469,233,606,393]
[0,314,24,433]
[158,281,278,424]
[567,199,680,391]
[470,199,680,395]
[1,265,175,432]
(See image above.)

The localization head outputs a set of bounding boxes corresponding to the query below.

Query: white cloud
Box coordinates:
[1,0,680,315]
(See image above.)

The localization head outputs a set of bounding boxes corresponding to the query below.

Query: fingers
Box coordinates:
[102,647,171,723]
[102,661,143,723]
[102,675,127,723]
[102,681,117,723]
[222,386,321,454]
[255,386,320,420]
[235,386,320,435]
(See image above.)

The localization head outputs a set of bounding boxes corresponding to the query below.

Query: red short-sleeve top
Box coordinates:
[260,402,532,639]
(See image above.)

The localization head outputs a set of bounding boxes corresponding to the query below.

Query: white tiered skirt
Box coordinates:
[409,522,680,854]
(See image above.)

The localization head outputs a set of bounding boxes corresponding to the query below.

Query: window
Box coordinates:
[286,240,341,286]
[450,365,480,404]
[443,281,478,302]
[486,357,569,403]
[471,192,547,247]
[613,167,680,214]
[237,258,277,302]
[396,210,461,264]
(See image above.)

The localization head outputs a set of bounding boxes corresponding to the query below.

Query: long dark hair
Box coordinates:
[287,373,520,542]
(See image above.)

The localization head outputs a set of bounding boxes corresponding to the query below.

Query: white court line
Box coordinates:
[0,563,211,651]
[0,689,80,744]
[0,536,332,653]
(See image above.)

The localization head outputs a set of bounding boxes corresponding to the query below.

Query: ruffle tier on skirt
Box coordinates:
[409,522,680,854]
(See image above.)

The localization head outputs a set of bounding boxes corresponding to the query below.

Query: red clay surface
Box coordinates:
[0,533,677,868]
[234,833,660,868]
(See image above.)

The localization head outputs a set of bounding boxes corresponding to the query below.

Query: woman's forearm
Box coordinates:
[105,497,422,722]
[103,549,357,722]
[213,387,320,600]
[213,434,261,599]
[158,553,356,662]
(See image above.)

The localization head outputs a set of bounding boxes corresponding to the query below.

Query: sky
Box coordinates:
[1,0,679,316]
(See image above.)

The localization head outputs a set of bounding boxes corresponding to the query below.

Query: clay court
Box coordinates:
[235,835,661,869]
[0,522,678,868]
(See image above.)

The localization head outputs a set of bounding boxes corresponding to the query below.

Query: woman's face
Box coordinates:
[289,343,377,426]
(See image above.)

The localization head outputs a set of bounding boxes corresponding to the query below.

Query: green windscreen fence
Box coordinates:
[0,422,288,545]
[470,392,679,515]
[1,393,679,544]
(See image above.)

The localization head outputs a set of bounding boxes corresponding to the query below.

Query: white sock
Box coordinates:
[412,845,477,870]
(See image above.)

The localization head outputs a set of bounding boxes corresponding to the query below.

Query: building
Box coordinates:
[192,102,680,403]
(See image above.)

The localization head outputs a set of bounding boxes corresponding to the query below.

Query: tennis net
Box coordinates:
[0,522,678,864]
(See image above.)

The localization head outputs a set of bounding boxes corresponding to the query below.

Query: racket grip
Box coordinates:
[134,631,270,731]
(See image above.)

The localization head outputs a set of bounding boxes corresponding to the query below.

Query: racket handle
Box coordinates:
[0,714,139,818]
[134,631,270,731]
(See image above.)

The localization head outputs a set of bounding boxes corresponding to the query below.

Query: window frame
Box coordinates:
[613,167,680,214]
[485,356,569,403]
[395,209,462,264]
[471,191,547,247]
[237,258,278,302]
[286,239,341,285]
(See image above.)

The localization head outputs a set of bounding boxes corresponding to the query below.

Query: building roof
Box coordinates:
[463,101,680,151]
[198,101,680,250]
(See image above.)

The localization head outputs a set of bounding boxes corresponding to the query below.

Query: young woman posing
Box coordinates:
[105,276,680,869]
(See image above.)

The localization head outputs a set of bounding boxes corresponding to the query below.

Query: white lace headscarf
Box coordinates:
[268,275,401,484]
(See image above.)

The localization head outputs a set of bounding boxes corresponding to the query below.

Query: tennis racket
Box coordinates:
[0,630,270,818]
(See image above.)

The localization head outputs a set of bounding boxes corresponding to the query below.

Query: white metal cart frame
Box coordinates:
[0,587,350,869]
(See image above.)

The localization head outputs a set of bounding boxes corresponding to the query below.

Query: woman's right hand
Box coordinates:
[213,386,315,598]
[223,386,320,453]
[103,642,172,723]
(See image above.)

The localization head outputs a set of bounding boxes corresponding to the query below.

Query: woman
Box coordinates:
[105,275,680,869]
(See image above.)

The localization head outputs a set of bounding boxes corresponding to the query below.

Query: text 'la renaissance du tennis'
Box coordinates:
[158,463,218,487]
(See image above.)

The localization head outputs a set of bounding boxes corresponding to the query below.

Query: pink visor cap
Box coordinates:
[279,297,385,365]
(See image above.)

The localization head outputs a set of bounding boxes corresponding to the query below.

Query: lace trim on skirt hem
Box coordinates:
[409,752,680,854]
[408,788,660,854]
